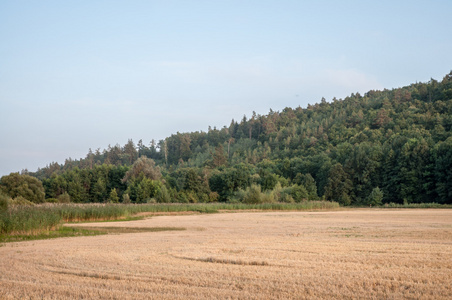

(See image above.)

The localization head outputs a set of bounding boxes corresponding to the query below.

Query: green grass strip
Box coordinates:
[0,226,106,243]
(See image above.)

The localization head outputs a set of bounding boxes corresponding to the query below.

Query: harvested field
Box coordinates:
[1,209,451,299]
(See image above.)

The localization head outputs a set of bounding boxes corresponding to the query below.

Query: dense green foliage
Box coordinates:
[11,73,452,205]
[0,173,45,203]
[0,191,10,211]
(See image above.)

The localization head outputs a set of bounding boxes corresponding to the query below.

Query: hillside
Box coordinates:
[3,73,452,205]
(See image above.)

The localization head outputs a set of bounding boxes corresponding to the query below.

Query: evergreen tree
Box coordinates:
[211,144,227,167]
[300,173,318,200]
[108,188,119,203]
[366,187,383,206]
[92,178,107,202]
[324,163,353,205]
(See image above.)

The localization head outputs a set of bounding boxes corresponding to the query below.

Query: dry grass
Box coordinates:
[1,209,451,299]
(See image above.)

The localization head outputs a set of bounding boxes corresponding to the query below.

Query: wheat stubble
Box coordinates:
[1,209,451,299]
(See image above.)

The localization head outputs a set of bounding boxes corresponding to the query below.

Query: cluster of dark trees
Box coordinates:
[2,72,451,205]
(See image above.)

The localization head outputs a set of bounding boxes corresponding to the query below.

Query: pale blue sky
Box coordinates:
[0,0,451,175]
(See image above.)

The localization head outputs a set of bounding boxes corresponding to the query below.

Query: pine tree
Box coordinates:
[324,163,352,205]
[108,188,119,203]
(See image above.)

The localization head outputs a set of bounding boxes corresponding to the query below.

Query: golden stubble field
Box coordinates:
[1,209,451,299]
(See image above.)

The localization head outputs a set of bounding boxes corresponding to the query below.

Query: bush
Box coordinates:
[57,192,71,203]
[243,184,263,204]
[231,189,246,203]
[338,194,352,206]
[270,182,283,202]
[279,184,308,203]
[279,193,295,203]
[10,196,35,206]
[176,191,189,203]
[261,191,276,203]
[155,186,171,203]
[290,184,309,202]
[197,192,210,203]
[0,191,9,211]
[122,193,131,204]
[209,192,219,202]
[233,184,281,204]
[186,191,198,203]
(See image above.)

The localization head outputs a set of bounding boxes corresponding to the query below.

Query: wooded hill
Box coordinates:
[3,73,452,205]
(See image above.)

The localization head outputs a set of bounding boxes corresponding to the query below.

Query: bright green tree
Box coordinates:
[366,187,383,206]
[108,188,119,203]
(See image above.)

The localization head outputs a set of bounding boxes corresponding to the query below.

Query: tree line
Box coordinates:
[1,72,451,206]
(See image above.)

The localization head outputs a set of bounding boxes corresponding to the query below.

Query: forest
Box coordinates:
[1,72,451,206]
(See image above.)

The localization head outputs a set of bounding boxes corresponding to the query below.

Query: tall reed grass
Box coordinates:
[0,206,62,236]
[1,201,339,238]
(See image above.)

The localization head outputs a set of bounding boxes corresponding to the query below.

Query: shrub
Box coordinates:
[231,189,246,203]
[338,194,352,206]
[271,182,283,202]
[155,186,171,203]
[209,192,219,202]
[10,196,35,206]
[290,184,309,202]
[232,184,280,204]
[146,198,156,203]
[0,191,9,211]
[243,184,263,204]
[261,191,276,203]
[57,192,71,203]
[279,184,308,203]
[122,193,131,204]
[176,191,189,203]
[279,193,295,203]
[186,191,198,203]
[197,192,210,203]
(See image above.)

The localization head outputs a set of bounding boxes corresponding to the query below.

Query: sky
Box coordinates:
[0,0,451,176]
